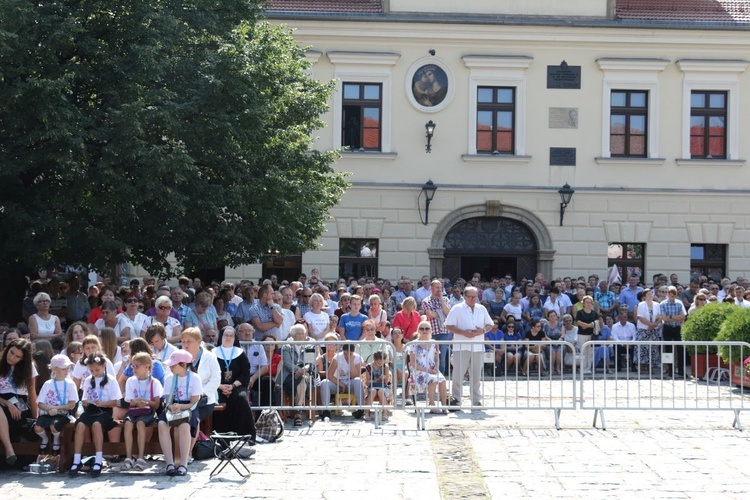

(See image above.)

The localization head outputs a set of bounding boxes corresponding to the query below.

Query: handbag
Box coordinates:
[192,431,218,460]
[127,377,154,418]
[165,372,192,427]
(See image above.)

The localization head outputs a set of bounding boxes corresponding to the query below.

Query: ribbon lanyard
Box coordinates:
[161,346,169,363]
[53,379,67,405]
[170,371,190,405]
[220,346,235,371]
[137,376,151,399]
[192,348,203,371]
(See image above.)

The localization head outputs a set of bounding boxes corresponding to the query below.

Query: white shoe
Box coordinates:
[583,369,592,375]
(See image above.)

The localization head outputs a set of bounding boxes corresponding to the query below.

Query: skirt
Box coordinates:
[158,401,200,438]
[76,406,117,431]
[36,413,72,432]
[0,393,32,433]
[635,328,661,368]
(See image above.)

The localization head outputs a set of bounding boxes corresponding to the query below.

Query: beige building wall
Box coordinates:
[218,16,750,285]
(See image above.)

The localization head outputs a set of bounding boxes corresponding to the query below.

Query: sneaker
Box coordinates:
[448,398,461,412]
[320,410,332,420]
[352,410,365,419]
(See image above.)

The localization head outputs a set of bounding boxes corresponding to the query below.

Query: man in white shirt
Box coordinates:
[611,309,637,371]
[413,275,432,309]
[445,286,493,408]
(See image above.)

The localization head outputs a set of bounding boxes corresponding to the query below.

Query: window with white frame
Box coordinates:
[596,58,668,160]
[677,59,748,162]
[462,55,532,157]
[327,52,400,153]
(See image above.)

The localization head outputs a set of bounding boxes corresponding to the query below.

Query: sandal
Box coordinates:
[51,444,61,456]
[165,464,176,477]
[133,458,147,471]
[121,458,135,470]
[293,412,302,426]
[39,442,49,454]
[175,465,187,477]
[69,462,82,476]
[90,462,103,478]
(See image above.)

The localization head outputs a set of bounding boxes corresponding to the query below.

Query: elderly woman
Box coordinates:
[95,301,133,344]
[635,288,662,374]
[212,327,256,440]
[29,292,63,342]
[392,297,421,341]
[184,292,218,341]
[408,321,447,413]
[0,339,37,465]
[278,324,315,426]
[143,295,183,343]
[180,327,221,430]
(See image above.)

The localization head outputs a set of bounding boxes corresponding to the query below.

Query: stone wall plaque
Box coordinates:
[547,61,581,89]
[550,147,576,166]
[549,107,579,129]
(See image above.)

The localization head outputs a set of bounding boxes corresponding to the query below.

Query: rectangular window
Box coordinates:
[607,243,645,282]
[610,90,648,157]
[339,239,378,279]
[690,90,727,159]
[690,244,726,282]
[476,86,515,154]
[342,82,382,151]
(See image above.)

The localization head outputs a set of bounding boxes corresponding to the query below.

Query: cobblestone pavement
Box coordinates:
[2,403,748,499]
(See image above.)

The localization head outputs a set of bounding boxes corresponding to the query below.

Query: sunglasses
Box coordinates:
[126,298,140,303]
[158,305,171,310]
[418,327,431,331]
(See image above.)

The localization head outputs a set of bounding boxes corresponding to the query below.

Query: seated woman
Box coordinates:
[278,324,314,426]
[522,319,547,376]
[212,327,256,440]
[502,319,524,374]
[94,301,132,344]
[407,321,447,414]
[180,327,221,450]
[0,339,37,465]
[142,296,182,344]
[145,323,178,367]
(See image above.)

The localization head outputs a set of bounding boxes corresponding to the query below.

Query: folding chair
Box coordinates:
[209,432,254,478]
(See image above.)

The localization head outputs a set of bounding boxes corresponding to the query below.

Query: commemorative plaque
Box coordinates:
[547,61,581,89]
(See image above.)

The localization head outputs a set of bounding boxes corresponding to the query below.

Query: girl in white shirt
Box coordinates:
[69,354,122,477]
[35,354,78,454]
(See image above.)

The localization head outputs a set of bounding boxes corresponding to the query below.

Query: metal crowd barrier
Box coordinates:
[234,339,750,432]
[577,340,750,430]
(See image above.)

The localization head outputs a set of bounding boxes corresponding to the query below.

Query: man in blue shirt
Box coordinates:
[617,274,643,322]
[336,295,368,341]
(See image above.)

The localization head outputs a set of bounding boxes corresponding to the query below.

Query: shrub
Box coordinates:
[716,307,750,363]
[681,303,738,354]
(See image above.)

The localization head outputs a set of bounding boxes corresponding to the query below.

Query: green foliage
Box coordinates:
[681,303,738,354]
[0,0,348,276]
[716,307,750,363]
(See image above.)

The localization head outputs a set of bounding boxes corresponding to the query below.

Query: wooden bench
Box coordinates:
[1,404,225,472]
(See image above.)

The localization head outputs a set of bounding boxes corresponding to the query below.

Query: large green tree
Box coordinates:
[0,0,347,284]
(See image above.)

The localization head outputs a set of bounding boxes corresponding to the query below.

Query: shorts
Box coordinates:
[158,401,200,438]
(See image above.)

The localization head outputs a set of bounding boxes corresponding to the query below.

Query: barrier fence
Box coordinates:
[237,339,750,431]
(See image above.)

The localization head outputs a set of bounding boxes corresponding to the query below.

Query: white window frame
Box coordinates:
[327,52,400,153]
[677,59,748,161]
[596,58,669,160]
[463,55,532,157]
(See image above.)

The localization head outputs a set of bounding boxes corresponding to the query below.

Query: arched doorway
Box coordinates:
[443,217,538,280]
[428,202,555,281]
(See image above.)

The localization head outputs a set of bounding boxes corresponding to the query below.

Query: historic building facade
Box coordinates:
[216,0,750,284]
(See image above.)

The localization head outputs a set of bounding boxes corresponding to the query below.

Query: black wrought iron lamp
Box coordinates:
[425,120,436,153]
[419,180,438,225]
[558,183,575,226]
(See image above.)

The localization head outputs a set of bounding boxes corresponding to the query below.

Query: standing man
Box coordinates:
[660,286,687,376]
[234,284,256,325]
[413,275,432,309]
[170,287,190,325]
[617,274,643,322]
[248,284,284,340]
[594,281,617,321]
[445,286,493,409]
[422,280,452,376]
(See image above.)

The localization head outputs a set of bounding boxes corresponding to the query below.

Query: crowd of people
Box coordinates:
[2,268,748,476]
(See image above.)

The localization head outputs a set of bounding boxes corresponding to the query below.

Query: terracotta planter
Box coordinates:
[690,353,728,380]
[730,361,750,388]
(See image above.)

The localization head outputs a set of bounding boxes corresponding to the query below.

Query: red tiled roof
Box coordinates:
[616,0,750,23]
[265,0,383,13]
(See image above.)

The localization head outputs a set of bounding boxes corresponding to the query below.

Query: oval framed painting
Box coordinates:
[405,57,454,113]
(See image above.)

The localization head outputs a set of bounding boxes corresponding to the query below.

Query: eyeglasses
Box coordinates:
[158,305,171,310]
[126,298,140,303]
[506,325,515,329]
[302,295,311,298]
[130,364,143,369]
[37,299,50,304]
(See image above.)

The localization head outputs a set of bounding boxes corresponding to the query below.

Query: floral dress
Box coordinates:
[408,341,445,392]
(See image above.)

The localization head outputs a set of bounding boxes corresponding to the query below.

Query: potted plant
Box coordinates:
[715,308,750,387]
[681,303,736,379]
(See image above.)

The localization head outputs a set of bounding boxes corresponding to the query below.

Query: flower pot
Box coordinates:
[690,353,728,380]
[730,361,750,388]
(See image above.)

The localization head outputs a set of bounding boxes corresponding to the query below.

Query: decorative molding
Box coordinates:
[327,52,401,66]
[461,154,532,163]
[685,223,734,244]
[602,222,654,243]
[596,58,670,72]
[676,59,749,74]
[595,157,666,166]
[462,55,533,69]
[340,151,398,160]
[675,159,745,168]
